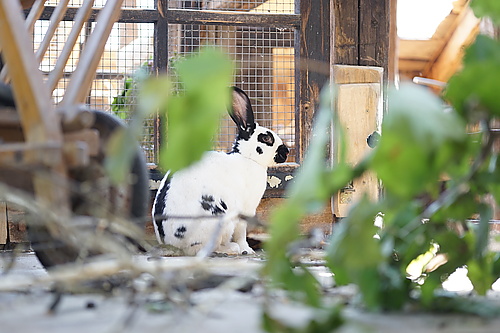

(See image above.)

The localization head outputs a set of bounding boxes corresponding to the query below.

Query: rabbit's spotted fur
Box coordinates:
[153,87,289,255]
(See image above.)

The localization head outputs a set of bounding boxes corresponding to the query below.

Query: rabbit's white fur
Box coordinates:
[153,87,289,255]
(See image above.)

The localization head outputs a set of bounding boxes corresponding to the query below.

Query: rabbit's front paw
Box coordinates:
[239,244,255,255]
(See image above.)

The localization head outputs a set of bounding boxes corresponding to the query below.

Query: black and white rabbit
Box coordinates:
[152,87,289,255]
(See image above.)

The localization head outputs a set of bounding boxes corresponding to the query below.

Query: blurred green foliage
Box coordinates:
[105,47,233,183]
[264,0,500,329]
[159,47,233,173]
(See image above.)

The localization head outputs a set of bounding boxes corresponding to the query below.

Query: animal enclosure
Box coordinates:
[34,0,298,164]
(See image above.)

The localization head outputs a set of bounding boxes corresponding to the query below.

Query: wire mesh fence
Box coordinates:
[32,0,297,164]
[34,13,157,163]
[167,23,296,160]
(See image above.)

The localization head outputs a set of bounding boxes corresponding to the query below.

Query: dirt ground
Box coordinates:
[1,252,500,333]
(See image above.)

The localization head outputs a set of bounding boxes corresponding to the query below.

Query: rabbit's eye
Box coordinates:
[258,131,275,146]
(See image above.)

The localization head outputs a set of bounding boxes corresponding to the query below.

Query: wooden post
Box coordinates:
[298,0,331,162]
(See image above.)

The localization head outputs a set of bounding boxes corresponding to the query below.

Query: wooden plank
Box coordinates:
[0,202,7,244]
[332,65,382,217]
[333,0,359,65]
[166,9,301,28]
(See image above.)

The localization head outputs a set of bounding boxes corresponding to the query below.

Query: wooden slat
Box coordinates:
[47,0,95,92]
[34,0,70,63]
[61,0,124,108]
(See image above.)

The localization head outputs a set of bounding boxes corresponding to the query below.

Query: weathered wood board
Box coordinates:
[332,65,383,217]
[0,202,7,244]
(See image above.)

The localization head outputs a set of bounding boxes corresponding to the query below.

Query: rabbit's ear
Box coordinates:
[229,87,256,140]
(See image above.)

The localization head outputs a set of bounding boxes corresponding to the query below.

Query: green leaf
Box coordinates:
[327,197,382,270]
[373,83,466,198]
[471,0,500,25]
[159,47,234,173]
[446,35,500,118]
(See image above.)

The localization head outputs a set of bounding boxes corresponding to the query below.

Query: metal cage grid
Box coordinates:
[32,0,297,165]
[168,24,296,161]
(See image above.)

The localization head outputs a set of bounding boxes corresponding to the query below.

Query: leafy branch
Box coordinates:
[263,0,500,328]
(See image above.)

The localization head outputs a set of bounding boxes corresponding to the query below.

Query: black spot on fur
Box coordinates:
[153,175,171,240]
[258,131,275,147]
[256,146,263,154]
[191,242,202,247]
[201,195,227,216]
[229,140,240,154]
[174,226,187,239]
[274,144,289,164]
[202,195,215,202]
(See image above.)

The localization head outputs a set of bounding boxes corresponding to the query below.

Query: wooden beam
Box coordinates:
[166,9,300,28]
[424,7,480,82]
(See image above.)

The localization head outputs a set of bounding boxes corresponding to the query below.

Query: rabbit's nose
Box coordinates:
[274,144,289,163]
